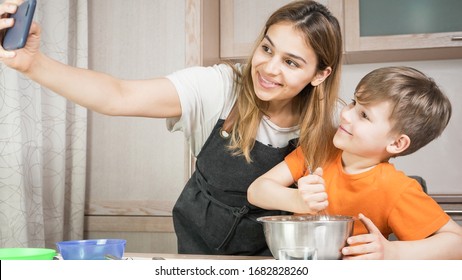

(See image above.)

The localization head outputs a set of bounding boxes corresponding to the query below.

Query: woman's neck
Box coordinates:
[266,101,299,128]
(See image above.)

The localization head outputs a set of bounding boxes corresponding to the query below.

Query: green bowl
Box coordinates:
[0,248,56,260]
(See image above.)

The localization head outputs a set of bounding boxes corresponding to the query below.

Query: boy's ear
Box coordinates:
[311,67,332,86]
[386,134,411,155]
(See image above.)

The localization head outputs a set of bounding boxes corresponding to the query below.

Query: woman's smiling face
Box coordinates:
[251,22,322,104]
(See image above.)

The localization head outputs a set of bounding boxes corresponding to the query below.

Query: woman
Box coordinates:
[0,0,342,255]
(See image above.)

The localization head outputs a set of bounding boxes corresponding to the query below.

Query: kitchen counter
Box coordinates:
[124,252,273,260]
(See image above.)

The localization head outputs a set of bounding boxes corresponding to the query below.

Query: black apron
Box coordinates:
[172,119,297,255]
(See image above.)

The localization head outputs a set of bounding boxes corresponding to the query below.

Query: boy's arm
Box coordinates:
[247,162,324,214]
[392,219,462,259]
[343,214,462,260]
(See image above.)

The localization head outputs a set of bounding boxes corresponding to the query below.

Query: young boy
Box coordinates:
[248,66,462,259]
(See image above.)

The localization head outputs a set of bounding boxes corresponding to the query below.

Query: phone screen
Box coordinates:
[2,0,37,51]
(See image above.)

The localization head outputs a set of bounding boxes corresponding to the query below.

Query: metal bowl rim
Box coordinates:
[257,214,354,223]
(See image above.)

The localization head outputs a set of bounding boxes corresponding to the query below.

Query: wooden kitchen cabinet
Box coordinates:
[220,0,462,63]
[343,0,462,63]
[219,0,343,60]
[85,0,219,254]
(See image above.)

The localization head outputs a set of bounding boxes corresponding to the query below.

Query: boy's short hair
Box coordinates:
[354,66,452,157]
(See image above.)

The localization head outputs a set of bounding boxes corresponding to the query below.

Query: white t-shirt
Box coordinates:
[166,63,299,157]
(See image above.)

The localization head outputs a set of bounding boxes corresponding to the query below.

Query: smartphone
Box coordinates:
[2,0,37,51]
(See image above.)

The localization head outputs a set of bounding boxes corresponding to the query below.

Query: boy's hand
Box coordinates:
[342,213,392,260]
[296,167,328,213]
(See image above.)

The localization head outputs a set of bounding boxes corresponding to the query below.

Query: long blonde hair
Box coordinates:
[228,0,342,168]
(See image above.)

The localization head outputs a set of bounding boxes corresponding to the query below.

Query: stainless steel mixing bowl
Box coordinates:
[257,215,354,260]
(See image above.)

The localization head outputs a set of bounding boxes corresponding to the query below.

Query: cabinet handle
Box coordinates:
[445,210,462,214]
[452,36,462,41]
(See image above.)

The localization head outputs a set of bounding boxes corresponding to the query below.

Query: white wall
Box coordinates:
[339,59,462,194]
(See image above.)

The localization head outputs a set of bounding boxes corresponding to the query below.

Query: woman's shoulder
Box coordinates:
[167,63,235,80]
[166,63,238,98]
[211,62,244,84]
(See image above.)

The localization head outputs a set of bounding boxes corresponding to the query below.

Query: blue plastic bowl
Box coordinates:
[56,239,126,260]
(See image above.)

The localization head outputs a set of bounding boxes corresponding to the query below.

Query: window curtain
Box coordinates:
[0,0,88,249]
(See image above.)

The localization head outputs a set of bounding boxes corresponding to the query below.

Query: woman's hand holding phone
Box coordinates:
[2,0,36,50]
[0,0,41,73]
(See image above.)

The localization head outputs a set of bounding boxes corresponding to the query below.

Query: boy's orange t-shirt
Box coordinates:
[284,147,449,240]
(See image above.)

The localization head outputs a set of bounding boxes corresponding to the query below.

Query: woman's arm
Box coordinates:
[26,52,182,118]
[1,3,182,118]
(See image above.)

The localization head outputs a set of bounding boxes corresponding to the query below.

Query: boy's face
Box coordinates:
[333,98,397,161]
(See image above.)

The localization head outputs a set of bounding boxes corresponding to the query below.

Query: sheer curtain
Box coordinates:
[0,0,88,249]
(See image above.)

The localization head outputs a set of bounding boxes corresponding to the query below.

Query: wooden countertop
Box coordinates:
[123,252,274,260]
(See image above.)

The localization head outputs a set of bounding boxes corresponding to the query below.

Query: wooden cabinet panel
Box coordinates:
[86,0,219,218]
[84,216,176,253]
[87,0,187,217]
[343,0,462,63]
[220,0,462,63]
[84,0,219,254]
[220,0,342,60]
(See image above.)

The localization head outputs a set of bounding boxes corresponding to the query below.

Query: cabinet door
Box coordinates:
[220,0,342,60]
[85,0,216,254]
[344,0,462,62]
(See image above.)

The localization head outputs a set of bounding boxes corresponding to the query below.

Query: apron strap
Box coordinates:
[195,167,251,250]
[217,205,249,250]
[220,104,237,139]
